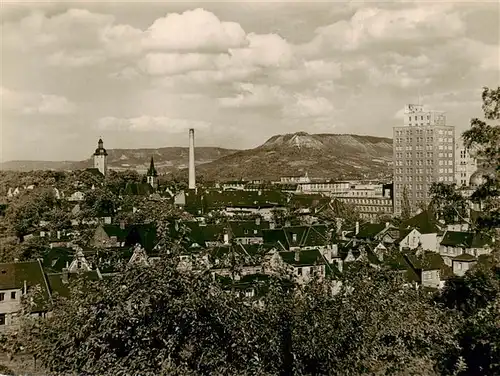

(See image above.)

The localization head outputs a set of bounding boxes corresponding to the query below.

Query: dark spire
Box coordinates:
[147,156,158,177]
[94,138,107,156]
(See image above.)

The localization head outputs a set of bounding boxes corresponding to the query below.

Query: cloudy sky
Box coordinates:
[1,0,498,161]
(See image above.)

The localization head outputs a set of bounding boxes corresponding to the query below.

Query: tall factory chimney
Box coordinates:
[188,128,196,189]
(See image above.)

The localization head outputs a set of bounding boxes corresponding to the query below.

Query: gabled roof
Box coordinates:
[356,223,387,240]
[401,210,440,234]
[42,247,74,273]
[452,253,477,262]
[0,260,52,311]
[200,224,225,243]
[404,251,445,271]
[263,225,329,250]
[280,249,325,266]
[229,220,270,238]
[101,225,128,241]
[124,182,153,196]
[440,231,491,248]
[100,223,158,251]
[47,270,102,298]
[84,168,104,178]
[396,228,416,243]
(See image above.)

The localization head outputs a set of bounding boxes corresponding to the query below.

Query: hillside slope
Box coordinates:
[197,132,393,180]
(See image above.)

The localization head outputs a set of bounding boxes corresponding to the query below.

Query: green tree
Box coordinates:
[462,86,500,231]
[5,188,57,240]
[401,185,411,221]
[11,261,460,376]
[429,183,469,225]
[80,187,117,219]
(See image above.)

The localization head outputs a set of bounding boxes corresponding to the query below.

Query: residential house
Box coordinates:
[67,191,85,202]
[92,223,158,253]
[403,250,452,289]
[347,222,394,244]
[396,228,422,251]
[0,261,52,332]
[451,253,477,277]
[439,231,492,266]
[229,219,270,245]
[400,210,442,252]
[270,249,327,283]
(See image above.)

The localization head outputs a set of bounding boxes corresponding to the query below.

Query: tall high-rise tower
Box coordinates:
[188,128,196,189]
[147,156,158,189]
[393,104,455,215]
[93,138,108,177]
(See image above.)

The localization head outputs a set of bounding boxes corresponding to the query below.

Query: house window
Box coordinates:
[297,267,302,275]
[0,314,5,325]
[10,292,16,300]
[0,293,4,301]
[77,261,82,269]
[292,234,297,242]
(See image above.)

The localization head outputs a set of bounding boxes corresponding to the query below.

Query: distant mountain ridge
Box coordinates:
[1,132,393,180]
[196,132,393,180]
[1,147,238,173]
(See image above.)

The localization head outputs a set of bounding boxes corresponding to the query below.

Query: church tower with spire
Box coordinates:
[146,156,158,189]
[93,138,108,177]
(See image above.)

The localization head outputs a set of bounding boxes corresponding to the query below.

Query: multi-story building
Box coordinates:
[455,140,477,187]
[298,181,351,195]
[393,104,455,215]
[332,183,394,220]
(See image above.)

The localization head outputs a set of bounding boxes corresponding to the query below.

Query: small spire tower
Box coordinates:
[93,138,108,177]
[147,156,158,189]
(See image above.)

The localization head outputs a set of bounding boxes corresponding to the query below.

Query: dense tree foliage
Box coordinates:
[9,260,461,376]
[4,188,57,240]
[429,183,469,225]
[462,86,500,230]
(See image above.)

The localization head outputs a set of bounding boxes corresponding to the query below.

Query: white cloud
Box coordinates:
[138,53,217,76]
[218,83,286,108]
[283,95,335,118]
[227,33,293,68]
[46,50,106,67]
[276,59,342,85]
[1,87,76,115]
[97,116,210,132]
[142,8,248,52]
[302,3,465,55]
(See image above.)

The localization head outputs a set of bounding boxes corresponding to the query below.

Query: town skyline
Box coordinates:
[2,0,499,162]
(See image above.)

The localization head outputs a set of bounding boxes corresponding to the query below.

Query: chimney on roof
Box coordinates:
[57,230,61,239]
[294,250,300,262]
[385,222,390,228]
[255,217,261,226]
[223,229,230,245]
[23,280,27,294]
[188,128,196,189]
[120,220,126,230]
[62,268,69,284]
[355,221,360,235]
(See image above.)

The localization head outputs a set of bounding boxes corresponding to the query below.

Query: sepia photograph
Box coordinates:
[0,0,499,375]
